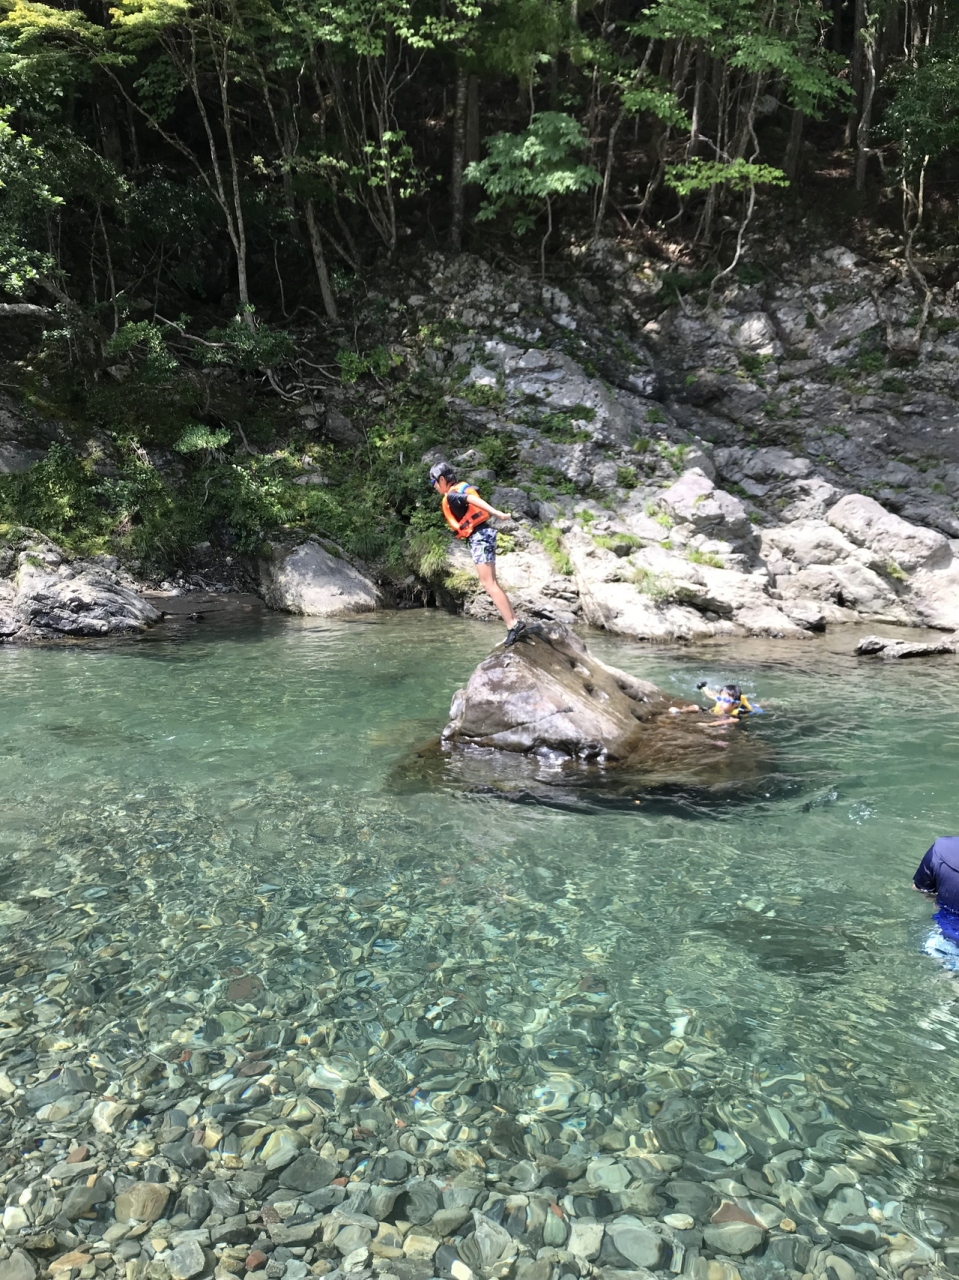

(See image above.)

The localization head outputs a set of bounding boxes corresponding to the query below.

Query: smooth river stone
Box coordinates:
[60,1180,104,1221]
[459,1214,517,1271]
[619,1184,665,1216]
[514,1261,550,1280]
[813,1164,858,1198]
[401,1180,441,1224]
[664,1214,695,1231]
[507,1160,542,1192]
[260,1127,305,1170]
[403,1230,440,1259]
[567,1220,605,1260]
[92,1099,128,1133]
[542,1209,568,1247]
[167,1241,206,1279]
[336,1225,373,1256]
[433,1207,472,1236]
[586,1157,631,1192]
[835,1221,881,1249]
[824,1186,868,1224]
[4,1251,37,1280]
[703,1222,764,1255]
[709,1130,748,1165]
[279,1152,338,1192]
[664,1181,714,1219]
[607,1217,664,1269]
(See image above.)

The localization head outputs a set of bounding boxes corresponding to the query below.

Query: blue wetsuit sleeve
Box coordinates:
[914,844,938,893]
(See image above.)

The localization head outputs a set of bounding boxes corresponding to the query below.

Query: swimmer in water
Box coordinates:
[668,681,759,719]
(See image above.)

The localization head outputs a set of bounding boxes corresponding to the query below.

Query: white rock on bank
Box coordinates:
[259,540,379,616]
[818,492,959,628]
[733,603,809,638]
[455,535,579,628]
[908,561,959,630]
[659,469,754,545]
[776,562,908,621]
[14,554,161,637]
[574,575,725,642]
[827,493,951,572]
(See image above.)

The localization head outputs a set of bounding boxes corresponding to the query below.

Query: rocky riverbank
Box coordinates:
[4,240,959,646]
[387,245,959,642]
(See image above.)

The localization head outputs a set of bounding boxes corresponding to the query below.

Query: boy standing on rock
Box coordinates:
[429,462,526,646]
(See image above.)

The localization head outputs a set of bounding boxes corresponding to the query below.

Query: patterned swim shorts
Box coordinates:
[467,525,497,565]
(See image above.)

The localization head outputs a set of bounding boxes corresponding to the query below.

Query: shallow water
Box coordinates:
[2,611,959,1266]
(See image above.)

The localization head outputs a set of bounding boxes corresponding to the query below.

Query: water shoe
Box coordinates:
[504,620,528,648]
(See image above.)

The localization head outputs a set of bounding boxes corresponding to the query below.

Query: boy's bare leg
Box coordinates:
[476,561,517,628]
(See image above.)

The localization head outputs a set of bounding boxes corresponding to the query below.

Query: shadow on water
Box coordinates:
[692,914,870,980]
[390,714,807,818]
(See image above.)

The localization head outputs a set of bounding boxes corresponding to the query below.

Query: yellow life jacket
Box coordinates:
[712,694,754,718]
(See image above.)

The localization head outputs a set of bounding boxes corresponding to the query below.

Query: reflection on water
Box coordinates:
[2,611,959,1273]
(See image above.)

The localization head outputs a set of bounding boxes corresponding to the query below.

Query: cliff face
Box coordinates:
[399,243,959,639]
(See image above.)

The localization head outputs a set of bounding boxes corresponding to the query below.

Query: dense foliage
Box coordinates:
[0,0,955,579]
[0,0,954,330]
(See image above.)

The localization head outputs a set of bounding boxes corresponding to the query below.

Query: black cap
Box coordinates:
[429,461,455,485]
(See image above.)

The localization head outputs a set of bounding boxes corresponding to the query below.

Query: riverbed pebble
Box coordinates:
[0,776,951,1280]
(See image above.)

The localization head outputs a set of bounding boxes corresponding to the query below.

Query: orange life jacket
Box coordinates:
[441,483,489,539]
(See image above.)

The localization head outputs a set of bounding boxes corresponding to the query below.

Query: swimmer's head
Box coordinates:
[717,683,743,706]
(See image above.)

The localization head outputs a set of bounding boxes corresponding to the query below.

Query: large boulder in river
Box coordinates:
[4,539,161,639]
[259,539,379,616]
[443,622,669,760]
[413,623,775,805]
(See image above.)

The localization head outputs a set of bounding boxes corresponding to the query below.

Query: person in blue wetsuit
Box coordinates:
[913,837,959,965]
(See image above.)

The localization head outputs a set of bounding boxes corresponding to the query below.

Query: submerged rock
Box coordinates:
[259,538,380,616]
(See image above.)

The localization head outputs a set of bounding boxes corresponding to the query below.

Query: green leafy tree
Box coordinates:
[465,112,600,271]
[0,109,62,298]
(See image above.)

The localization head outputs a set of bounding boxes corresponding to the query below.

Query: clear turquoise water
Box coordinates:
[2,612,959,1255]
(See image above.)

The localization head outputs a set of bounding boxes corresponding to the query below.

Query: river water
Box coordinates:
[1,611,959,1275]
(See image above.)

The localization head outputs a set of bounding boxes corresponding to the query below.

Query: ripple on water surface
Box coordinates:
[1,612,958,1276]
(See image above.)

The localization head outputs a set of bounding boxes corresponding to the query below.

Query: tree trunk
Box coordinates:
[466,74,480,164]
[540,194,552,280]
[855,21,876,191]
[832,0,844,52]
[304,199,338,320]
[783,108,805,181]
[845,0,867,146]
[96,93,125,172]
[449,62,468,252]
[593,107,624,240]
[217,56,253,324]
[688,42,708,157]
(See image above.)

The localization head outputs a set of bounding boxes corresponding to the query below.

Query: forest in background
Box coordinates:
[1,0,957,330]
[0,0,957,581]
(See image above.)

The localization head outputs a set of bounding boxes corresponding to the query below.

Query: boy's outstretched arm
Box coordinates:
[467,493,511,520]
